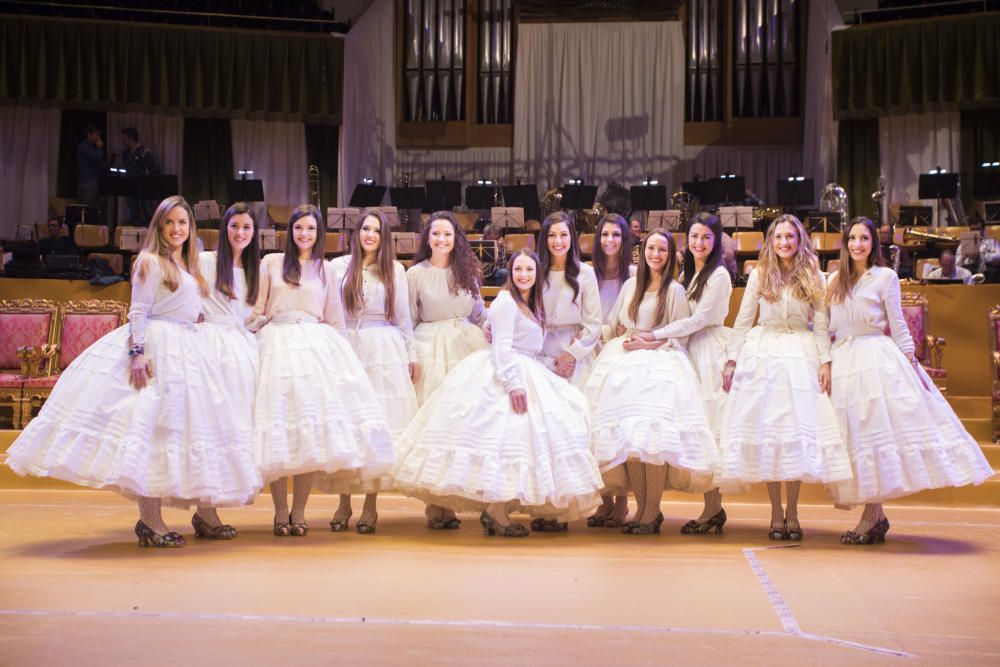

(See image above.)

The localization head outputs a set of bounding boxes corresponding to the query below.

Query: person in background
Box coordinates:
[38,217,76,256]
[77,124,105,209]
[957,215,1000,283]
[121,127,159,225]
[926,249,972,283]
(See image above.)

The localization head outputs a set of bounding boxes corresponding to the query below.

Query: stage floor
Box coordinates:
[1,491,998,666]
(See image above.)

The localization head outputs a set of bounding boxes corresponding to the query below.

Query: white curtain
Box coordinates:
[396,148,512,186]
[338,0,394,206]
[879,111,960,224]
[0,104,60,239]
[106,111,184,223]
[513,21,685,193]
[679,145,803,206]
[231,119,309,225]
[802,0,844,200]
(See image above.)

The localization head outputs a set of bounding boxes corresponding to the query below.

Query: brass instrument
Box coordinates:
[819,182,849,229]
[307,164,320,209]
[540,188,563,217]
[671,190,699,228]
[575,202,606,234]
[752,206,782,225]
[903,227,959,245]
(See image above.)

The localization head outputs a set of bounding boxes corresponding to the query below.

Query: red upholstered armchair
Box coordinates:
[899,291,947,392]
[0,299,58,428]
[20,299,127,426]
[990,305,1000,441]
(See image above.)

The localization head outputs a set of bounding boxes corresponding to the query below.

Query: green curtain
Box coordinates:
[182,118,233,204]
[55,109,107,200]
[304,124,339,215]
[836,119,881,222]
[0,15,343,123]
[961,110,1000,214]
[832,12,1000,120]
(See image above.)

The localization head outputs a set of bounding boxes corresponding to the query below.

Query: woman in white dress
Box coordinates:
[194,202,261,539]
[324,209,419,534]
[406,210,488,529]
[393,249,604,537]
[253,204,393,538]
[587,213,636,528]
[586,229,717,534]
[6,196,260,547]
[827,217,994,544]
[718,214,851,541]
[629,213,732,534]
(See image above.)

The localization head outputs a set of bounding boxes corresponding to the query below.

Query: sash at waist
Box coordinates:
[832,325,885,347]
[202,314,243,326]
[760,322,809,333]
[270,311,321,324]
[149,315,196,329]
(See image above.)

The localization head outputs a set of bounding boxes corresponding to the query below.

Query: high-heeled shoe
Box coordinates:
[135,520,185,548]
[680,508,727,535]
[841,517,889,545]
[626,512,664,535]
[289,515,309,537]
[768,520,787,541]
[356,513,377,535]
[586,512,609,528]
[480,512,529,537]
[329,515,351,532]
[785,520,803,542]
[191,513,237,540]
[273,517,292,537]
[530,518,567,532]
[442,517,462,530]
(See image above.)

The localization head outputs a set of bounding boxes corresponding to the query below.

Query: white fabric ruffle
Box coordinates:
[411,318,488,403]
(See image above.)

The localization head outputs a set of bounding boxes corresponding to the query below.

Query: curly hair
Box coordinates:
[412,211,482,296]
[757,214,824,304]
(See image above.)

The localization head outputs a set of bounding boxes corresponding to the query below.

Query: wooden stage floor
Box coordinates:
[1,491,998,666]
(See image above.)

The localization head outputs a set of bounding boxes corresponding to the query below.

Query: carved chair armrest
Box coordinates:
[926,335,946,369]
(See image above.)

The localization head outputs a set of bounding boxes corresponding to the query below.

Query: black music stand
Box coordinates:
[681,180,711,203]
[918,172,959,227]
[704,176,745,205]
[973,172,1000,201]
[465,185,496,210]
[99,172,136,229]
[629,185,668,213]
[560,185,598,210]
[227,179,265,204]
[776,178,815,209]
[140,174,179,202]
[898,206,933,227]
[349,184,388,208]
[804,211,842,234]
[390,187,426,230]
[501,184,541,222]
[424,180,462,213]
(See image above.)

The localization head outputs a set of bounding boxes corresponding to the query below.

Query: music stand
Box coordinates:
[501,184,542,222]
[647,210,682,231]
[99,172,136,228]
[390,187,426,230]
[424,180,462,213]
[681,180,711,203]
[898,205,933,227]
[705,176,745,205]
[918,172,959,227]
[804,211,842,233]
[560,185,598,211]
[348,184,387,208]
[227,179,265,204]
[776,178,815,209]
[490,207,525,234]
[465,185,496,210]
[718,206,754,231]
[629,185,668,213]
[327,207,360,231]
[139,174,179,202]
[194,201,221,230]
[370,205,400,227]
[985,202,1000,225]
[469,239,499,274]
[973,172,1000,201]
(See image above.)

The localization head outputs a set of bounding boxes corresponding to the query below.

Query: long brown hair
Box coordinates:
[681,212,724,303]
[282,204,325,286]
[592,213,633,289]
[504,248,546,327]
[215,202,261,305]
[538,211,582,304]
[412,210,481,296]
[342,209,398,324]
[757,214,824,304]
[827,216,887,305]
[133,195,208,297]
[629,228,676,326]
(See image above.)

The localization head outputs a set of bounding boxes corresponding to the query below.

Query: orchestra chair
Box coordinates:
[578,233,595,259]
[899,291,947,392]
[73,224,110,252]
[0,299,59,428]
[196,228,220,252]
[503,234,536,254]
[267,204,295,230]
[990,305,1000,440]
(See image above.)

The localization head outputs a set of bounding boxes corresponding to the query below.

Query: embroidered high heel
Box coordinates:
[841,518,889,545]
[191,513,237,540]
[289,515,309,537]
[785,519,803,542]
[135,520,185,548]
[680,508,727,535]
[480,512,529,537]
[769,519,787,541]
[329,513,351,532]
[356,513,377,535]
[626,512,664,535]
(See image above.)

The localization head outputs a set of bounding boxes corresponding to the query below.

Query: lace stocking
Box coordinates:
[641,464,667,524]
[137,496,168,534]
[290,473,314,524]
[270,477,289,520]
[766,482,784,530]
[626,460,647,521]
[334,494,353,522]
[486,502,512,527]
[195,506,223,528]
[854,502,886,534]
[359,493,378,524]
[784,481,802,530]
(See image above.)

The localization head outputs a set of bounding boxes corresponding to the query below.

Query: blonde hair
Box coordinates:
[133,195,208,297]
[757,214,824,304]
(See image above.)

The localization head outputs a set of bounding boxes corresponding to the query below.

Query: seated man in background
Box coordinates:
[926,249,972,284]
[38,217,76,256]
[958,215,1000,282]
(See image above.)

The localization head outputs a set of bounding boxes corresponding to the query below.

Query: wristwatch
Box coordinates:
[128,344,145,357]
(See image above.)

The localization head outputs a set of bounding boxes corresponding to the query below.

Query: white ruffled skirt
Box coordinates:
[542,324,594,389]
[716,327,851,492]
[317,324,418,494]
[6,320,261,508]
[199,318,258,422]
[412,318,488,404]
[827,333,994,506]
[254,318,393,486]
[392,349,604,520]
[687,325,731,440]
[584,337,718,494]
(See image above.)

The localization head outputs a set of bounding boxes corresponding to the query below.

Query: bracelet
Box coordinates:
[128,344,145,358]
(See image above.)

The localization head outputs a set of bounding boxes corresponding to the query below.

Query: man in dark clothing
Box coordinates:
[38,217,77,256]
[121,127,159,224]
[77,124,106,209]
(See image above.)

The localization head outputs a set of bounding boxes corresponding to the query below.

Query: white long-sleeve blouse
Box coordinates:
[542,262,603,360]
[828,266,915,357]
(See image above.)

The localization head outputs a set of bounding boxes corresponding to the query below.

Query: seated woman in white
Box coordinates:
[392,249,604,537]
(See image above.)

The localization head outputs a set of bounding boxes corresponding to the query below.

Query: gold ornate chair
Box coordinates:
[20,299,127,426]
[0,299,58,428]
[990,305,1000,440]
[899,291,947,392]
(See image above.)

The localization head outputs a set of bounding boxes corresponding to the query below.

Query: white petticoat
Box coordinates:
[316,324,418,494]
[716,327,851,492]
[827,334,994,506]
[392,349,604,520]
[412,318,488,404]
[199,319,258,420]
[686,325,731,440]
[254,320,394,485]
[584,337,718,495]
[6,321,262,508]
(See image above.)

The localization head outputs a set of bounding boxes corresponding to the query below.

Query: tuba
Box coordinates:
[540,188,563,217]
[671,190,699,228]
[819,183,849,229]
[307,164,321,209]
